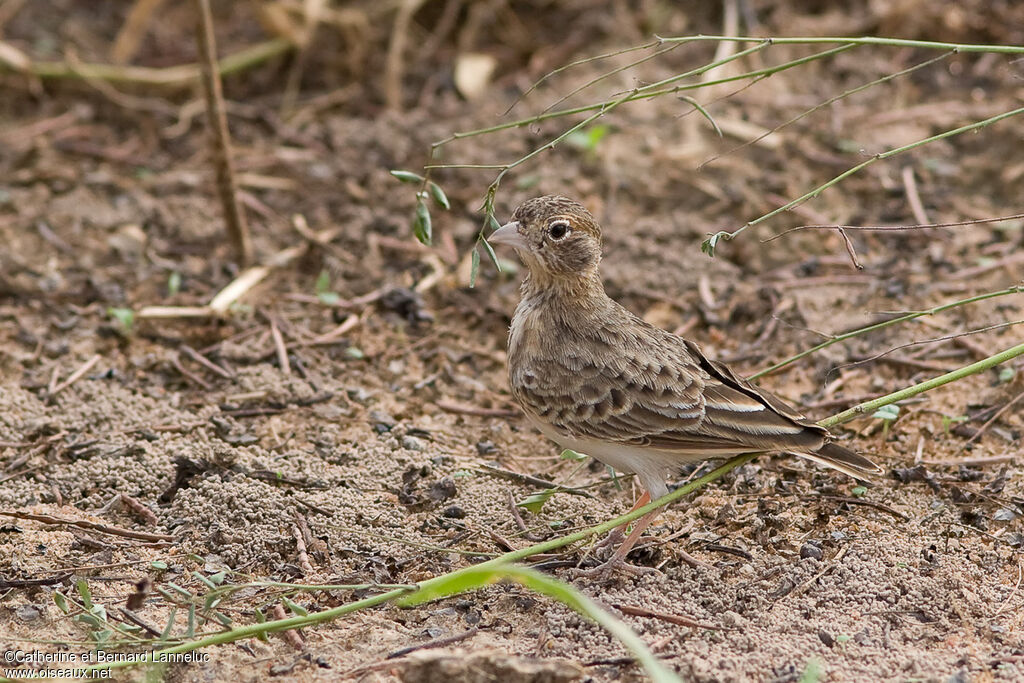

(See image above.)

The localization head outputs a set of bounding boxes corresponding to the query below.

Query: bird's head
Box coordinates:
[488,196,603,283]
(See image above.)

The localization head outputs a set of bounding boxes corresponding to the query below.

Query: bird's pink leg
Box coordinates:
[595,491,651,550]
[574,493,663,579]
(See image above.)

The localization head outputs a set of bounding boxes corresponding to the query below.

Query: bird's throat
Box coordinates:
[520,268,605,304]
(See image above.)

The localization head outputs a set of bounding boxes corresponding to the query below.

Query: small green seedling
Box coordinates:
[517,489,556,514]
[872,404,900,439]
[107,307,135,336]
[314,269,340,305]
[560,449,586,461]
[167,271,182,296]
[940,414,968,434]
[565,124,609,156]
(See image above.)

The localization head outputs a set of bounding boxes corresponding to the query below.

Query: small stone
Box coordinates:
[402,436,425,452]
[429,477,457,502]
[475,440,496,455]
[368,410,395,433]
[346,387,371,404]
[441,505,466,519]
[800,541,823,560]
[16,605,42,621]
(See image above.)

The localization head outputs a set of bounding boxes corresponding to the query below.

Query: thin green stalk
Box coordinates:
[512,39,662,108]
[700,50,953,169]
[657,35,1024,54]
[822,339,1024,427]
[705,105,1024,252]
[400,565,683,683]
[751,285,1024,379]
[431,44,851,149]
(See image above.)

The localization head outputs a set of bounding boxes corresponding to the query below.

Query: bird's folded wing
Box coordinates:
[547,338,828,455]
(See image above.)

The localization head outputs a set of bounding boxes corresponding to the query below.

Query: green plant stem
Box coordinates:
[78,338,1024,676]
[700,50,953,169]
[709,105,1024,248]
[400,565,683,683]
[822,339,1024,428]
[751,285,1024,379]
[657,35,1024,53]
[431,44,850,149]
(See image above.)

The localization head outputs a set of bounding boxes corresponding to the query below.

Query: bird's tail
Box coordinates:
[794,441,883,481]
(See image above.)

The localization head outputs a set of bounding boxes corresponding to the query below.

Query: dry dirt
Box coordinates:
[1,2,1023,682]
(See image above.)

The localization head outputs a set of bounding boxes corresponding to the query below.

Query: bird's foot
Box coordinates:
[569,554,661,582]
[593,527,624,552]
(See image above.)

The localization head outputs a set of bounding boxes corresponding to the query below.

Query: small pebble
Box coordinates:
[402,436,425,451]
[16,605,42,622]
[429,477,457,502]
[800,541,823,560]
[441,505,466,519]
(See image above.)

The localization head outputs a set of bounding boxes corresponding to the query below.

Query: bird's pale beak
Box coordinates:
[486,221,528,251]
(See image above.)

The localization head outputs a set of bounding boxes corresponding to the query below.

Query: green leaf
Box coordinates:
[151,561,168,571]
[480,233,500,273]
[560,449,586,461]
[517,490,556,514]
[398,565,683,683]
[314,269,330,293]
[166,582,193,599]
[413,198,432,245]
[76,579,94,610]
[678,96,722,137]
[345,346,365,360]
[253,608,270,643]
[428,181,450,210]
[208,571,227,585]
[282,596,308,616]
[701,232,726,257]
[565,124,609,152]
[315,270,340,305]
[107,307,135,334]
[851,485,867,497]
[167,271,182,296]
[160,607,177,642]
[193,571,217,589]
[998,367,1015,383]
[469,248,480,288]
[389,169,423,184]
[486,213,501,232]
[871,404,900,422]
[186,605,196,638]
[53,591,70,614]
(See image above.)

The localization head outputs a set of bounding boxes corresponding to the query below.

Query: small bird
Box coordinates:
[488,196,880,578]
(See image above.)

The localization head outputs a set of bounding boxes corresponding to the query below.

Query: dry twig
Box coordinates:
[193,0,253,265]
[0,510,173,542]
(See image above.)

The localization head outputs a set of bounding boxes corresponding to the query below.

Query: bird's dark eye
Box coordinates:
[548,220,570,241]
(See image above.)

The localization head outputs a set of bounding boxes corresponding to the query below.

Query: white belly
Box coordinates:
[523,413,696,499]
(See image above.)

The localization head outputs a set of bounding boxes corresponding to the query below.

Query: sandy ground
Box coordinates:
[2,2,1024,681]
